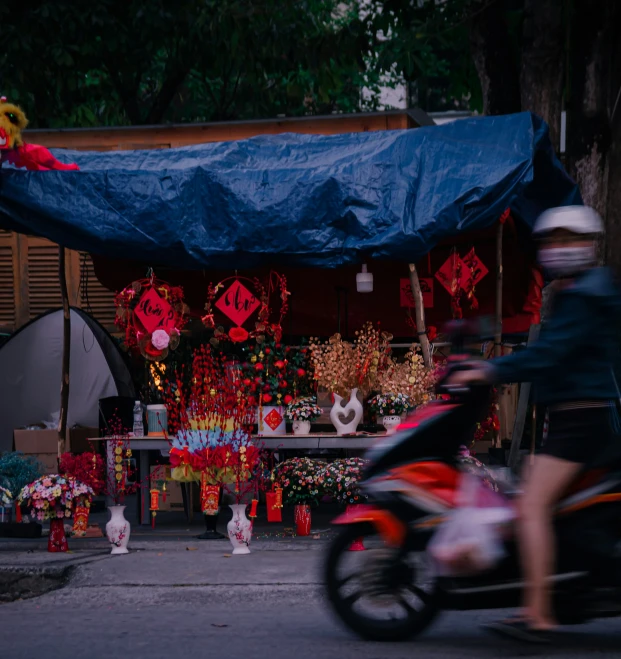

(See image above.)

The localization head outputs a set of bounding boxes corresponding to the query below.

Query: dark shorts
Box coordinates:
[542,405,617,465]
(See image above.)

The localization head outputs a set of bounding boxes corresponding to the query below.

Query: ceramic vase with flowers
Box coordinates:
[18,475,93,552]
[367,393,414,432]
[285,397,323,435]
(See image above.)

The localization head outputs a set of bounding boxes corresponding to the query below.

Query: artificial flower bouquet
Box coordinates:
[322,457,369,505]
[271,457,327,506]
[18,475,94,522]
[284,397,323,423]
[367,392,414,417]
[0,485,12,507]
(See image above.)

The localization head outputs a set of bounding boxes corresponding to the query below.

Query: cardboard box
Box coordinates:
[149,465,184,512]
[69,426,99,454]
[13,429,58,454]
[13,429,59,474]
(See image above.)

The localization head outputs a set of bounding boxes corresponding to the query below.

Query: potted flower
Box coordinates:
[322,457,369,550]
[272,457,327,536]
[59,452,105,536]
[284,397,323,435]
[0,485,12,523]
[367,393,414,431]
[18,475,94,552]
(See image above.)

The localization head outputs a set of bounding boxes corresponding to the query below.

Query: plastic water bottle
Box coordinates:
[132,401,144,438]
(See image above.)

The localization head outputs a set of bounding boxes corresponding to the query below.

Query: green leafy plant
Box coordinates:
[0,452,43,497]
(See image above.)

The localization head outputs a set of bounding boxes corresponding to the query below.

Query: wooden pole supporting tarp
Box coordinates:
[58,246,70,459]
[408,263,432,369]
[507,324,541,470]
[493,222,504,447]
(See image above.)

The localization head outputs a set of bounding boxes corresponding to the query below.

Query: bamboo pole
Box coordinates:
[58,246,71,459]
[494,222,504,448]
[408,263,432,368]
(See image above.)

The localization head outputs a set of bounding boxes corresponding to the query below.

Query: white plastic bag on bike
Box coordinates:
[429,472,513,576]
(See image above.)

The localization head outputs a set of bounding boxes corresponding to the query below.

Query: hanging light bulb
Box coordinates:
[356,264,373,293]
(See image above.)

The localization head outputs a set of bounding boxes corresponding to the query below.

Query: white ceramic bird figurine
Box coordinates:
[330,388,363,435]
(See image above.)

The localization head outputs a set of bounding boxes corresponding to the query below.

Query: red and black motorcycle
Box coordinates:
[324,322,621,642]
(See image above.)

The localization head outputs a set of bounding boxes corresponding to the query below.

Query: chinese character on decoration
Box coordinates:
[400,278,434,308]
[114,271,188,360]
[202,271,290,345]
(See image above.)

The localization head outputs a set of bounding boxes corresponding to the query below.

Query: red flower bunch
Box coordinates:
[59,452,105,495]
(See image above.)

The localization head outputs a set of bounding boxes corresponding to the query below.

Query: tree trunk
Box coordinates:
[520,0,565,150]
[470,0,521,115]
[566,1,615,221]
[604,8,621,272]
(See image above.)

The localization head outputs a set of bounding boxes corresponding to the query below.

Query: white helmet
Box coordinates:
[533,205,604,237]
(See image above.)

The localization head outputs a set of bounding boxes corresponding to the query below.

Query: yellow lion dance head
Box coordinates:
[0,96,28,150]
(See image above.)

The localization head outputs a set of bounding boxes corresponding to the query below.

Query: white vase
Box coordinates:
[257,405,286,436]
[292,420,311,435]
[330,388,363,435]
[380,415,403,433]
[106,505,130,555]
[227,504,252,555]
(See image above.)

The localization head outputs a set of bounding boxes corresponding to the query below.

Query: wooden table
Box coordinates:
[92,433,384,525]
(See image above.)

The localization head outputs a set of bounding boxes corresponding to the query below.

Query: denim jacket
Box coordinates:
[490,268,621,405]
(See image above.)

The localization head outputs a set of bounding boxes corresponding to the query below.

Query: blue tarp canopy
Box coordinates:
[0,112,580,269]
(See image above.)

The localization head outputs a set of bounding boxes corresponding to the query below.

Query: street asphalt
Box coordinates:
[2,527,621,658]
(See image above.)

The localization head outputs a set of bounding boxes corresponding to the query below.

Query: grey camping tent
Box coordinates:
[0,308,135,453]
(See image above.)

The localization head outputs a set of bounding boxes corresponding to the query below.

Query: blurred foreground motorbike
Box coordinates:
[324,320,621,641]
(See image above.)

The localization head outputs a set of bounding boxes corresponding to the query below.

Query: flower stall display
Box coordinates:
[0,452,43,523]
[203,272,290,346]
[59,452,105,537]
[18,475,94,552]
[322,458,369,507]
[271,457,327,536]
[323,457,369,551]
[375,344,436,408]
[367,393,414,432]
[310,322,393,434]
[165,345,263,550]
[0,485,12,523]
[236,337,314,436]
[115,270,187,360]
[285,397,323,435]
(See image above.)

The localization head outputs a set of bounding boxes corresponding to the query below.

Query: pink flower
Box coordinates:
[151,329,170,350]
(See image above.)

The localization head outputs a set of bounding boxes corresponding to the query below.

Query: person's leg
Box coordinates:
[518,455,581,629]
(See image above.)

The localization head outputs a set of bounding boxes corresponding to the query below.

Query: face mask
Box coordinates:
[538,245,596,278]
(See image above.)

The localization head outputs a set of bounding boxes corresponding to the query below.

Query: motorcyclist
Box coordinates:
[449,205,621,643]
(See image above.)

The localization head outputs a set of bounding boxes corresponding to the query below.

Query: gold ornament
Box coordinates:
[115,473,123,481]
[115,456,122,464]
[250,355,257,364]
[259,352,264,359]
[210,388,216,396]
[115,447,123,456]
[115,464,123,472]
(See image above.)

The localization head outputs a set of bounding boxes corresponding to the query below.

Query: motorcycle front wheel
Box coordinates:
[324,521,439,642]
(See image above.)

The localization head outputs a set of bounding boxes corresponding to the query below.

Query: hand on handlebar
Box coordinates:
[445,365,491,387]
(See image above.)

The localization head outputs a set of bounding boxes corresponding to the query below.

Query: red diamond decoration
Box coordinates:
[215,280,260,327]
[264,408,284,431]
[134,287,174,334]
[435,254,463,296]
[461,248,489,289]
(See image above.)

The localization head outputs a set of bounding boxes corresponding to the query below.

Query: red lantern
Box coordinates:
[263,393,273,404]
[255,363,264,372]
[297,368,306,377]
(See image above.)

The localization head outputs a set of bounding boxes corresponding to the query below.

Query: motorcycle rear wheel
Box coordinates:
[325,522,439,642]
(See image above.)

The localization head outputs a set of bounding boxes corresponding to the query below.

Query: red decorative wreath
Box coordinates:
[202,271,290,345]
[115,272,187,360]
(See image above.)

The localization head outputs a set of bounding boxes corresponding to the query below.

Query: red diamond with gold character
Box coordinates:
[264,408,283,431]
